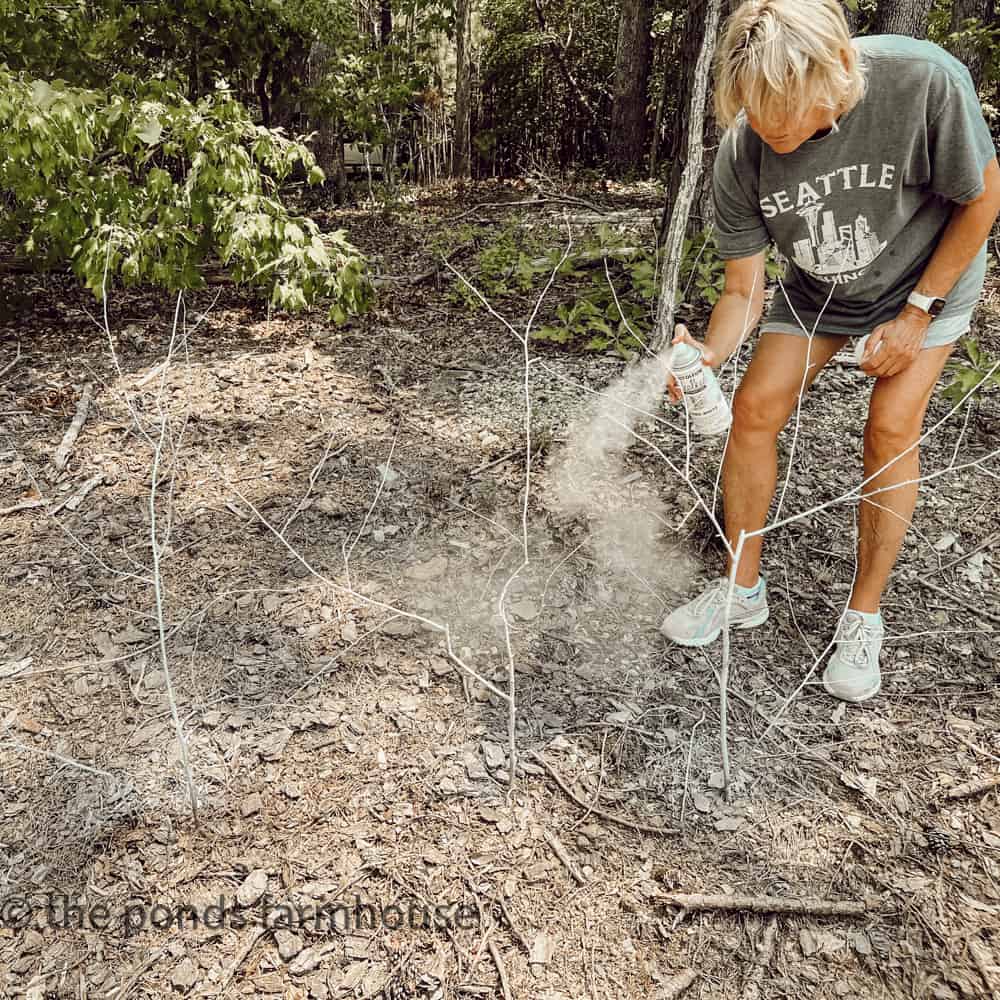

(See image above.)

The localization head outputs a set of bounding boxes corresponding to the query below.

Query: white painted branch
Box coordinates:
[652,0,723,352]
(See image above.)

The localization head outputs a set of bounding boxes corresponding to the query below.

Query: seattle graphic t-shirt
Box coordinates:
[712,35,998,336]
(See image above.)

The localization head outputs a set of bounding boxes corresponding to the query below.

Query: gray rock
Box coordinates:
[236,869,268,908]
[142,670,166,691]
[22,929,44,954]
[241,792,263,817]
[288,946,324,976]
[276,930,304,962]
[170,957,198,992]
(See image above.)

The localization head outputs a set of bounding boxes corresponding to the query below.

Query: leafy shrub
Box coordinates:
[451,224,783,357]
[943,336,1000,406]
[0,72,372,320]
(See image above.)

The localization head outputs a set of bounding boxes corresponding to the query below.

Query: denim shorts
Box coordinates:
[761,308,972,349]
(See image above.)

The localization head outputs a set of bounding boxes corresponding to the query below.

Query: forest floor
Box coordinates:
[2,183,1000,1000]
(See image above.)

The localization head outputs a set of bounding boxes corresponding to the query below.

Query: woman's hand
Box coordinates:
[666,324,718,403]
[860,306,930,378]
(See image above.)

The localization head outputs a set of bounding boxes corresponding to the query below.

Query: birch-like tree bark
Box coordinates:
[653,0,723,351]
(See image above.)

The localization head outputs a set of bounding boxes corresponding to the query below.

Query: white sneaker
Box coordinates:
[822,610,884,703]
[660,577,769,647]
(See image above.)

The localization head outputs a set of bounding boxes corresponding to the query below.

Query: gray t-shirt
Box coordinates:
[713,35,998,336]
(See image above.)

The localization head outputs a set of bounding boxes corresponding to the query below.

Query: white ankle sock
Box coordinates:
[734,578,762,597]
[849,608,881,623]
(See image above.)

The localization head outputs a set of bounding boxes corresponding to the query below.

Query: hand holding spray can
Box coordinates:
[668,336,732,436]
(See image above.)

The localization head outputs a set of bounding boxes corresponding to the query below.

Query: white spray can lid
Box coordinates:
[670,341,703,369]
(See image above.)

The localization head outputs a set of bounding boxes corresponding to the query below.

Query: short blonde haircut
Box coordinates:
[714,0,867,129]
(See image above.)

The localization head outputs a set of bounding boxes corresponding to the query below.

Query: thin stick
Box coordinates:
[916,578,1000,627]
[0,498,46,515]
[150,296,199,824]
[660,893,867,917]
[970,935,997,998]
[104,945,168,1000]
[680,711,706,830]
[48,473,104,516]
[934,530,1000,576]
[0,737,118,779]
[542,829,587,885]
[213,927,268,997]
[488,940,514,1000]
[742,917,778,1000]
[496,896,531,955]
[54,382,94,471]
[944,774,1000,801]
[530,751,677,836]
[0,341,20,381]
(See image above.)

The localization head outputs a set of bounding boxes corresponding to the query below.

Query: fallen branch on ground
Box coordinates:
[488,940,513,1000]
[530,751,677,836]
[742,916,778,1000]
[0,341,20,381]
[542,829,587,885]
[944,774,1000,801]
[935,530,1000,576]
[49,472,104,515]
[53,382,94,471]
[660,892,868,917]
[659,969,698,999]
[0,498,46,515]
[916,577,1000,627]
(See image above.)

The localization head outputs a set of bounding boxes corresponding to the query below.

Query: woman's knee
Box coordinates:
[864,408,921,458]
[731,384,791,438]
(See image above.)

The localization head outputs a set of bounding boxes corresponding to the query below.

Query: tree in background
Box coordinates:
[453,0,474,177]
[945,0,996,89]
[873,0,934,37]
[610,0,655,176]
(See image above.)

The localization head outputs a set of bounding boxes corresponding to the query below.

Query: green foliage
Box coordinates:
[478,0,619,171]
[452,225,789,356]
[0,72,371,317]
[943,336,1000,406]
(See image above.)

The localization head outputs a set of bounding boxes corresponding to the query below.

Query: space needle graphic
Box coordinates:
[797,193,823,246]
[791,191,886,279]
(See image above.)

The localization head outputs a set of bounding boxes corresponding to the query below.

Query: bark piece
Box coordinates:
[54,382,94,471]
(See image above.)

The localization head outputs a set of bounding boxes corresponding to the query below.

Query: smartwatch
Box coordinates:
[907,290,946,318]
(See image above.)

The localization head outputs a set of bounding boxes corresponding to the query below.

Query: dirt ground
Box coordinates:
[2,188,1000,1000]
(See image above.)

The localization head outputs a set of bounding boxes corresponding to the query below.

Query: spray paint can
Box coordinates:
[669,341,732,436]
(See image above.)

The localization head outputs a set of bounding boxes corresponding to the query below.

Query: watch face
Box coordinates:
[929,298,946,317]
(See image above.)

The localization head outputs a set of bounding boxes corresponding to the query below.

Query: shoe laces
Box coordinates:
[690,579,733,616]
[838,614,880,667]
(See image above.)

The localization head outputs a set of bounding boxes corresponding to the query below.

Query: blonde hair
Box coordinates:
[714,0,867,129]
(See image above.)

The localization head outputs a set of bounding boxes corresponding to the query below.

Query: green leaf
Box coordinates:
[136,115,163,145]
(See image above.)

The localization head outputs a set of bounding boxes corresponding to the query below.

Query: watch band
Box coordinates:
[907,290,946,317]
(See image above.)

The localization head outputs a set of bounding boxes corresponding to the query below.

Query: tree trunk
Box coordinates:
[256,49,272,126]
[380,0,393,46]
[610,0,655,176]
[663,0,723,239]
[452,0,473,178]
[842,1,861,34]
[307,41,347,203]
[873,0,933,38]
[948,0,994,90]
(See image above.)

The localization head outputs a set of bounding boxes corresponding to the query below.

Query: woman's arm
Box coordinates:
[668,252,766,400]
[863,158,1000,377]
